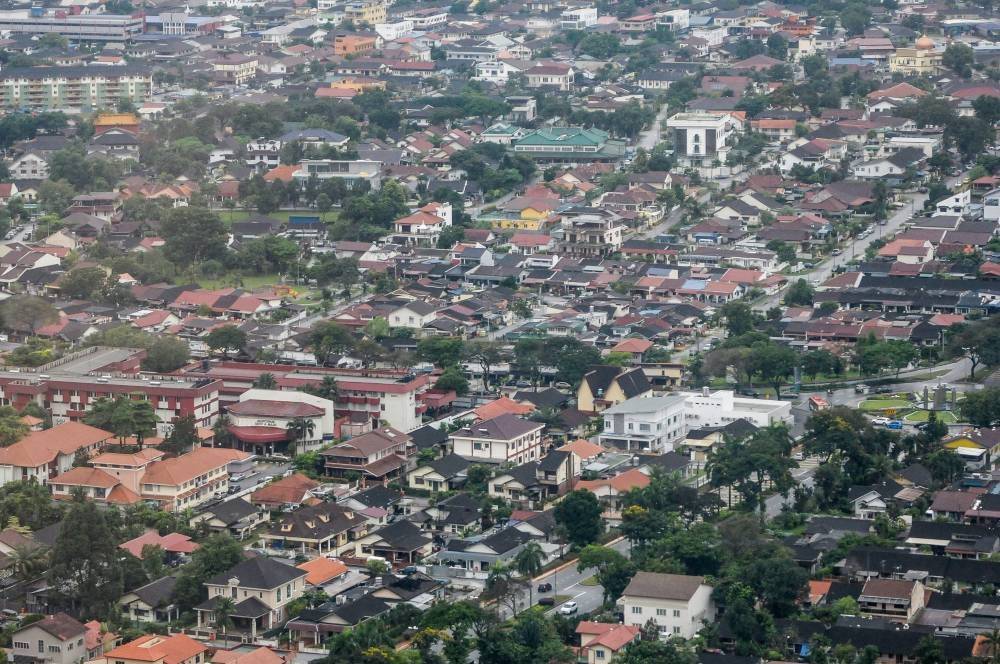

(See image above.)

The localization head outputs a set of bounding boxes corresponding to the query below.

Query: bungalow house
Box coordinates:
[421,492,482,535]
[95,634,203,664]
[575,622,641,664]
[188,498,269,539]
[259,502,368,556]
[619,572,716,638]
[353,520,432,565]
[320,428,414,481]
[436,525,540,572]
[577,365,653,413]
[406,454,470,492]
[119,576,180,624]
[196,556,307,637]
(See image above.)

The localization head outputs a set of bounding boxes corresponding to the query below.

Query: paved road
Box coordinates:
[637,102,672,152]
[497,538,630,621]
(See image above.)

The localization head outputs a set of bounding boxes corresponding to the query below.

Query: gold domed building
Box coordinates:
[890,35,943,75]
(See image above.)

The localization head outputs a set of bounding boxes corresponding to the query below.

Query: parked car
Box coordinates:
[538,582,552,593]
[886,420,904,430]
[559,601,578,615]
[538,597,555,606]
[870,416,890,425]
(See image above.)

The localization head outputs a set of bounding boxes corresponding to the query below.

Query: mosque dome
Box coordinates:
[915,35,935,50]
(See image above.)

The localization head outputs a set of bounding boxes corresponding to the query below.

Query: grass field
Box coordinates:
[194,273,287,289]
[580,576,599,587]
[216,209,338,227]
[859,398,911,411]
[903,410,959,423]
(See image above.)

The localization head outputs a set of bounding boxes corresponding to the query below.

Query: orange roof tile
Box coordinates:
[556,439,604,460]
[0,422,112,468]
[473,396,535,420]
[105,634,207,664]
[141,448,248,487]
[296,557,349,585]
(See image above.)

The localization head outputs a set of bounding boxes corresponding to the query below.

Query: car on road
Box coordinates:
[538,597,555,606]
[855,384,869,394]
[831,249,842,256]
[870,416,890,425]
[559,601,578,615]
[886,420,904,430]
[538,582,552,593]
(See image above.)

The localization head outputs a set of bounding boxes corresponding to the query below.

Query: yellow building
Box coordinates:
[344,0,387,25]
[478,199,557,230]
[889,35,943,75]
[576,365,653,413]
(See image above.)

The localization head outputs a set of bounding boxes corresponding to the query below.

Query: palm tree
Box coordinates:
[286,416,316,453]
[8,543,46,583]
[252,373,277,389]
[214,597,236,639]
[513,541,544,607]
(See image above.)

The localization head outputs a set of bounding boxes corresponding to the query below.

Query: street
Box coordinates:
[497,538,630,620]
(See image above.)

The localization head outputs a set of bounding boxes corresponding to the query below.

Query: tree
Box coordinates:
[942,43,974,78]
[576,544,635,604]
[463,341,503,393]
[214,597,236,636]
[311,321,355,366]
[783,278,815,306]
[707,424,795,513]
[482,563,523,617]
[959,388,1000,427]
[766,240,797,264]
[513,541,544,606]
[160,207,229,267]
[435,367,469,396]
[47,496,123,619]
[801,349,839,381]
[143,336,191,373]
[418,337,464,368]
[85,396,159,445]
[841,5,870,35]
[719,301,755,337]
[172,534,245,611]
[286,416,316,449]
[974,95,1000,125]
[0,406,28,447]
[205,325,247,358]
[161,414,199,456]
[766,33,788,60]
[1,296,57,336]
[253,373,278,389]
[300,375,339,401]
[59,267,109,300]
[748,342,797,397]
[554,489,604,548]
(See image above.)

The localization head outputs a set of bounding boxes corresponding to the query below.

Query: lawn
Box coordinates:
[194,273,288,289]
[903,410,959,423]
[859,398,911,411]
[580,576,599,587]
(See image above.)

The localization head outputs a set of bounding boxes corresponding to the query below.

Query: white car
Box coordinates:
[558,601,578,615]
[870,416,890,425]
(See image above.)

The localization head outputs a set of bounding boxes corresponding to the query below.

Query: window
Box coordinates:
[595,651,605,660]
[631,606,642,615]
[38,640,44,653]
[673,609,681,617]
[48,646,61,653]
[673,627,680,635]
[656,608,667,616]
[13,642,28,650]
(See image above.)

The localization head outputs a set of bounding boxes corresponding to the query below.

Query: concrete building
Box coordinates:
[292,160,382,189]
[665,111,741,173]
[0,66,152,112]
[197,557,307,636]
[344,0,387,24]
[619,572,716,639]
[682,388,792,429]
[599,395,688,453]
[226,388,335,455]
[557,208,626,257]
[561,6,598,29]
[889,35,943,75]
[0,12,144,41]
[451,413,545,465]
[9,613,88,664]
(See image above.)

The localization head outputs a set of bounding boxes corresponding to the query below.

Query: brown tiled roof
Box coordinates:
[622,572,705,601]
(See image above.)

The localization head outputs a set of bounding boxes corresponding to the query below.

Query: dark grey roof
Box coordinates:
[205,555,306,590]
[537,450,568,472]
[409,424,449,450]
[203,497,257,525]
[348,485,401,508]
[447,525,534,555]
[456,412,542,441]
[369,520,431,552]
[128,575,177,608]
[513,387,568,409]
[426,453,470,477]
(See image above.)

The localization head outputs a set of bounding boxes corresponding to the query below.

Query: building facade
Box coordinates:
[0,66,152,111]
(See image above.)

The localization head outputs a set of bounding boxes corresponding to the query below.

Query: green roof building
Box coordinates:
[512,127,626,162]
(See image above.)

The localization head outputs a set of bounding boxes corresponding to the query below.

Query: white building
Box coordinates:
[560,6,598,29]
[226,388,335,453]
[935,189,971,216]
[8,152,48,179]
[656,8,689,31]
[984,188,1000,223]
[599,395,688,453]
[682,388,792,429]
[450,413,545,465]
[473,59,526,85]
[375,18,413,41]
[619,572,716,639]
[665,111,741,174]
[690,26,726,47]
[246,138,282,169]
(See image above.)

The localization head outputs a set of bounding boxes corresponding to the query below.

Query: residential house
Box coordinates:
[95,635,205,664]
[353,519,432,565]
[320,428,414,480]
[119,577,180,624]
[196,557,307,636]
[619,572,716,638]
[857,578,926,622]
[0,422,113,484]
[575,623,641,664]
[9,613,88,664]
[259,502,368,556]
[599,395,687,453]
[406,454,470,492]
[450,413,545,465]
[577,366,653,413]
